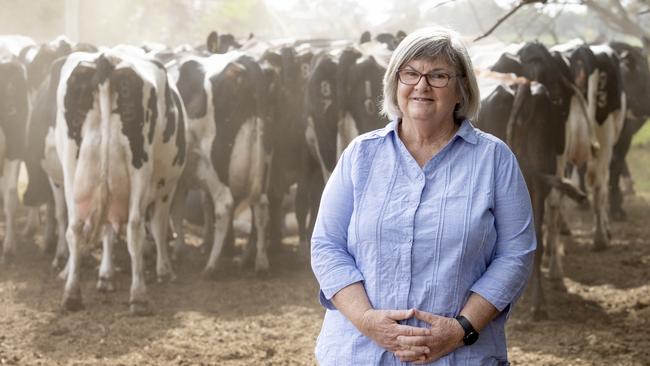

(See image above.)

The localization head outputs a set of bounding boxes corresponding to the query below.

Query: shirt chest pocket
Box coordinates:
[438,188,492,254]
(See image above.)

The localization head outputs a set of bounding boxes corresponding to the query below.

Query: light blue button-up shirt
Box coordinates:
[311,119,536,365]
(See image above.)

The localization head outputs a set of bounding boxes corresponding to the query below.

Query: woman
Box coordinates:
[311,26,536,365]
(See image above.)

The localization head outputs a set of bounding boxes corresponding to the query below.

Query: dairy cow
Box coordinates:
[608,42,650,219]
[172,51,271,275]
[298,42,390,254]
[49,50,186,314]
[0,37,31,263]
[255,45,313,254]
[22,39,100,267]
[545,41,626,263]
[477,45,590,320]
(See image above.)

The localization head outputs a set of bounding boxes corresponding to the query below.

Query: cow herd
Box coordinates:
[0,31,648,319]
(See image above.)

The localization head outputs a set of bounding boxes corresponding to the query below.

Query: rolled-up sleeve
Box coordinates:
[470,143,536,315]
[311,143,364,310]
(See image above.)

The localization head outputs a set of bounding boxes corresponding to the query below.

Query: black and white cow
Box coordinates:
[205,31,244,54]
[547,41,626,254]
[48,49,186,314]
[21,39,100,266]
[0,37,31,263]
[172,51,271,275]
[360,30,407,51]
[477,43,593,320]
[298,41,391,254]
[254,45,313,254]
[608,42,650,220]
[478,80,549,322]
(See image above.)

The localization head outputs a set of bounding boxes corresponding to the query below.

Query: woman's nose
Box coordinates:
[415,74,431,89]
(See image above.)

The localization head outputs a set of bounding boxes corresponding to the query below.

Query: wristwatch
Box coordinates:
[455,315,479,345]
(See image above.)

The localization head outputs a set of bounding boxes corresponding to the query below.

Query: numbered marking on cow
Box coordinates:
[364,80,375,114]
[321,81,332,112]
[597,72,608,109]
[301,63,310,79]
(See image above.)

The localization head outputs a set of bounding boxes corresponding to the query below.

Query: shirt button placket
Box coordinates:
[404,176,424,309]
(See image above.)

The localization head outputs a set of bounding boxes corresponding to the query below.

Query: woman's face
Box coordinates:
[396,57,460,124]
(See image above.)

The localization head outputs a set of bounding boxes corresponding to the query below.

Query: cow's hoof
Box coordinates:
[254,255,270,273]
[611,210,627,222]
[51,256,66,271]
[592,243,607,252]
[255,268,271,279]
[96,277,115,292]
[157,271,176,284]
[43,239,57,255]
[593,236,608,252]
[232,255,245,269]
[547,270,564,282]
[62,295,84,312]
[531,308,548,322]
[129,300,153,316]
[171,247,185,263]
[560,226,572,236]
[201,266,220,280]
[549,278,566,291]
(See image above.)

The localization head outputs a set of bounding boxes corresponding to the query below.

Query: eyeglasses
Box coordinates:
[396,69,462,88]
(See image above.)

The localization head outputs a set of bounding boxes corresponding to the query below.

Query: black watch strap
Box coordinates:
[455,315,479,345]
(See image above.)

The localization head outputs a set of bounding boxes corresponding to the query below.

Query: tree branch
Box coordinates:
[473,0,548,42]
[430,0,458,10]
[583,0,649,38]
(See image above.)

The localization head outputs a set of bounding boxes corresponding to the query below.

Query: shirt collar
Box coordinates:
[388,118,479,145]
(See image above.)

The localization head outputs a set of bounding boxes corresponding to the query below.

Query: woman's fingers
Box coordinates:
[395,349,429,363]
[397,335,430,346]
[394,324,431,337]
[385,308,415,321]
[413,309,438,324]
[399,344,430,354]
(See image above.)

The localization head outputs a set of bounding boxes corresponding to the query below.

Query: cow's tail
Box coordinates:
[506,81,530,148]
[560,75,600,156]
[87,54,115,243]
[538,173,588,204]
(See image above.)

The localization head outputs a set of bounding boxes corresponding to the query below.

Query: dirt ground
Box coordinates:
[1,159,649,365]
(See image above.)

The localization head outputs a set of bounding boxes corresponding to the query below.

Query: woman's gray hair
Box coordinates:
[381,26,480,122]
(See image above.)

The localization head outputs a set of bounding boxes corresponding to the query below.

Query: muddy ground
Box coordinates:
[1,151,649,365]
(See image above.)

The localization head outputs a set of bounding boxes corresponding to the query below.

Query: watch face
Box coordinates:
[464,330,479,345]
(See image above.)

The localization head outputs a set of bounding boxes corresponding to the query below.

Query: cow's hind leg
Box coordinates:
[1,159,20,264]
[126,208,150,315]
[169,181,187,262]
[50,181,68,270]
[592,141,613,251]
[125,175,152,315]
[150,195,176,283]
[42,201,57,254]
[22,206,41,237]
[546,190,565,281]
[530,183,549,321]
[203,184,233,278]
[97,224,116,292]
[201,191,216,252]
[62,219,85,311]
[253,194,270,276]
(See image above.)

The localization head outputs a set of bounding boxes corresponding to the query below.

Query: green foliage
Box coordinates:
[628,143,650,195]
[632,120,650,148]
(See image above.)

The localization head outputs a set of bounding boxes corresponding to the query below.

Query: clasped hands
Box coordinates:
[359,308,465,364]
